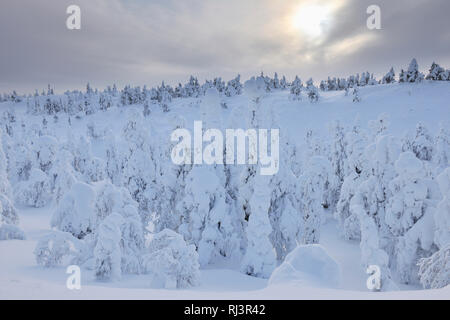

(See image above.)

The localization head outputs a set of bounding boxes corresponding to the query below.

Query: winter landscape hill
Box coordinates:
[0,65,449,299]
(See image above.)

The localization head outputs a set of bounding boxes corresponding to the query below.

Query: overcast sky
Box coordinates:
[1,0,449,93]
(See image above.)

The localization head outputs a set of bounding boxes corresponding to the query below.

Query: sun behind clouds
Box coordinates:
[290,2,334,40]
[291,4,332,38]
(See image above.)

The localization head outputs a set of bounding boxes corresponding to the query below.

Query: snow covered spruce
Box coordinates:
[0,58,448,291]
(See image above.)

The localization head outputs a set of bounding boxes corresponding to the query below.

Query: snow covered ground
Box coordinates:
[0,79,449,299]
[1,212,448,299]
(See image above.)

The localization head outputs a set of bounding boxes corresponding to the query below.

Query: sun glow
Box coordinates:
[291,4,332,38]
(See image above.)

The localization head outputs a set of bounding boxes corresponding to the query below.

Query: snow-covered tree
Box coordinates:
[305,78,319,103]
[178,165,237,267]
[280,75,288,89]
[352,189,398,291]
[49,150,77,204]
[84,157,106,183]
[51,182,96,239]
[225,75,243,97]
[289,76,303,101]
[385,152,440,284]
[269,140,302,260]
[418,244,449,289]
[382,67,396,84]
[241,174,277,278]
[298,156,333,244]
[94,213,124,281]
[434,168,450,250]
[329,121,347,186]
[92,180,144,274]
[184,76,201,98]
[142,229,200,289]
[352,88,361,102]
[70,135,93,176]
[14,168,52,208]
[335,119,368,240]
[405,123,434,162]
[35,230,89,267]
[400,58,424,83]
[426,62,447,81]
[349,135,401,290]
[0,129,20,228]
[32,135,58,174]
[433,124,449,171]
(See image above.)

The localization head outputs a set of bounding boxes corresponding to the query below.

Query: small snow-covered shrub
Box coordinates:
[34,230,89,267]
[51,182,96,239]
[142,229,200,289]
[418,245,450,289]
[14,168,52,208]
[0,194,19,225]
[268,245,341,289]
[0,223,25,240]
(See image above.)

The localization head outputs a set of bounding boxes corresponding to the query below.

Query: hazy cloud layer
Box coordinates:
[1,0,449,93]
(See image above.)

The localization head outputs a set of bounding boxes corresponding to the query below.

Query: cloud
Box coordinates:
[0,0,449,93]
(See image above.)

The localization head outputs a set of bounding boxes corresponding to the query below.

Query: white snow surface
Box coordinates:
[0,81,449,299]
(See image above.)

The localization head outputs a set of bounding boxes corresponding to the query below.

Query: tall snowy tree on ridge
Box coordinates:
[305,78,319,103]
[225,75,243,97]
[425,62,447,81]
[400,58,424,83]
[289,76,303,101]
[184,76,201,98]
[382,67,396,84]
[280,75,288,90]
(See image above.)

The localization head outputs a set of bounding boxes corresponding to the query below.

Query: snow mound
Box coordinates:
[268,244,341,289]
[0,224,25,240]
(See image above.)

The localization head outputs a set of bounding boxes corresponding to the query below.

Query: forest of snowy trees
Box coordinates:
[0,59,449,290]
